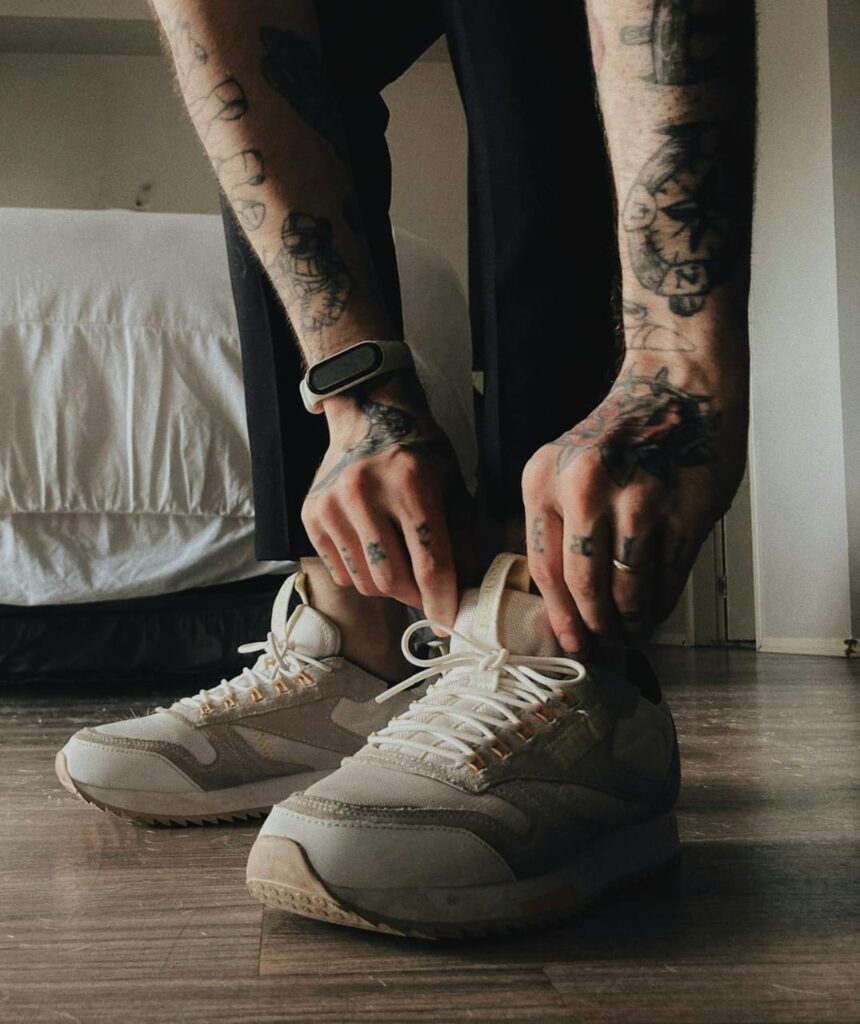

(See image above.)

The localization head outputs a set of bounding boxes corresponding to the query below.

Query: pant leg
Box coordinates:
[222,1,444,561]
[443,0,622,520]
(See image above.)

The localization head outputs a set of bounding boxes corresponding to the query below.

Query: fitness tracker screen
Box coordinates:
[307,343,383,395]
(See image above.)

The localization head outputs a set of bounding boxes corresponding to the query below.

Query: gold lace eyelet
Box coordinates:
[559,691,578,707]
[465,752,486,772]
[222,695,238,710]
[533,704,556,725]
[514,721,533,741]
[490,740,509,759]
[199,702,212,715]
[249,687,264,703]
[274,679,289,694]
[296,671,314,687]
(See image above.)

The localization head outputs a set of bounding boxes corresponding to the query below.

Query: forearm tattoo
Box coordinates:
[622,121,743,317]
[620,0,732,85]
[622,299,695,352]
[162,17,268,232]
[259,26,347,160]
[552,364,720,488]
[531,516,545,554]
[271,212,352,332]
[308,395,449,495]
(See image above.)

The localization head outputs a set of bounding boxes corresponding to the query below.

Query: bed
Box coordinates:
[0,207,476,684]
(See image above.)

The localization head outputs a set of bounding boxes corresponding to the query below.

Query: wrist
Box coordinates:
[321,367,430,426]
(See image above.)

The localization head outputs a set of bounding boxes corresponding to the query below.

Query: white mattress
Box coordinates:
[0,208,476,605]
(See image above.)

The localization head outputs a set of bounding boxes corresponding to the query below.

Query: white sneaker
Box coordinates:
[55,571,412,825]
[246,554,681,937]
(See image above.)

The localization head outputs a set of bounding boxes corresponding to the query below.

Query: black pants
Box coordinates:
[222,0,621,562]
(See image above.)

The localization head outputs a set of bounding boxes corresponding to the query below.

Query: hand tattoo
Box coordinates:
[622,122,743,317]
[259,26,347,161]
[416,523,431,547]
[308,395,448,494]
[271,212,352,332]
[622,299,695,352]
[552,364,721,489]
[620,0,732,85]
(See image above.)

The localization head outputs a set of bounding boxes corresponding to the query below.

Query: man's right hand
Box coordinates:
[300,376,471,629]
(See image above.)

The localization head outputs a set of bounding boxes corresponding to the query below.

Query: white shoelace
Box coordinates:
[369,619,587,766]
[173,631,333,712]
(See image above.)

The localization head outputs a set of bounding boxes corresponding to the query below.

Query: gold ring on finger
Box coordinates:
[612,558,655,575]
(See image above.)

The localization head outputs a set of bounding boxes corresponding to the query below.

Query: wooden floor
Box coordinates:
[1,648,858,1023]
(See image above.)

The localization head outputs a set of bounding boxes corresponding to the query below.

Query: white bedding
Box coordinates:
[0,208,476,605]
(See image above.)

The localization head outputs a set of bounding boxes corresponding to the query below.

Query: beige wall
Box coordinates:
[0,48,468,288]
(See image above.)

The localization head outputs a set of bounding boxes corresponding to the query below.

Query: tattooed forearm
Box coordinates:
[623,299,695,352]
[308,395,448,494]
[270,212,352,332]
[259,26,347,160]
[620,0,732,85]
[552,364,720,488]
[622,122,743,317]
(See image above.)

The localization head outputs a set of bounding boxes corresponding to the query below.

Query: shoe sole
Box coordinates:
[55,750,329,827]
[245,813,680,939]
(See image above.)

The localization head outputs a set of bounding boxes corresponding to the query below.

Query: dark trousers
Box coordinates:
[222,0,621,562]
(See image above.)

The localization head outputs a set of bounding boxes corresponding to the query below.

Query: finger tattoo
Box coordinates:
[531,516,545,554]
[416,522,431,548]
[366,541,386,565]
[339,547,357,574]
[570,534,594,557]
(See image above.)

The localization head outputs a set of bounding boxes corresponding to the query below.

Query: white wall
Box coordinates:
[748,0,852,654]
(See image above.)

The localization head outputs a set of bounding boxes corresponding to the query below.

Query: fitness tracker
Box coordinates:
[299,339,414,413]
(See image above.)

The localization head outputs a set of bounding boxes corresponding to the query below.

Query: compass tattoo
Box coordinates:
[620,0,732,85]
[552,365,721,489]
[622,122,742,317]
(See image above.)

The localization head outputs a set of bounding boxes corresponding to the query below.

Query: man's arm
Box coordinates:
[151,0,467,625]
[523,0,756,651]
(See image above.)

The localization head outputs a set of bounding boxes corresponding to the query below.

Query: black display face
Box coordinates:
[308,343,382,394]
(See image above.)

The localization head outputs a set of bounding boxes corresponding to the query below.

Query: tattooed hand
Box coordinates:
[301,377,475,629]
[522,358,747,651]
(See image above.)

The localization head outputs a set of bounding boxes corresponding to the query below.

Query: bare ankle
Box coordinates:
[299,558,412,683]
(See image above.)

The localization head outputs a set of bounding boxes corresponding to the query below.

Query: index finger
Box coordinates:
[400,506,458,632]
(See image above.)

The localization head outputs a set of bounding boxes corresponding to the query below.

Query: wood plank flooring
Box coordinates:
[1,647,858,1023]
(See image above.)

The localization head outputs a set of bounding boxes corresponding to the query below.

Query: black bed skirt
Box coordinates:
[0,575,288,689]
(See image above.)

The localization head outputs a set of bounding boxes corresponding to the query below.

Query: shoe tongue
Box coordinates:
[270,571,341,657]
[450,586,561,659]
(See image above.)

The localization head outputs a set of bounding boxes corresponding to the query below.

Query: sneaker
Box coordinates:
[246,553,681,937]
[55,570,413,825]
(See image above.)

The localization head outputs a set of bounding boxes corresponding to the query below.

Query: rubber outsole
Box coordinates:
[54,750,270,827]
[245,820,681,940]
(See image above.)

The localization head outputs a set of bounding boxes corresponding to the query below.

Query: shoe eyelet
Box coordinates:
[222,695,238,710]
[465,752,486,772]
[489,740,509,759]
[296,671,314,688]
[274,679,289,694]
[249,687,264,703]
[513,721,533,741]
[199,702,213,715]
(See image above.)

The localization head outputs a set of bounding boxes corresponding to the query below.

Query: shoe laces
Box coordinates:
[171,631,333,714]
[368,618,587,767]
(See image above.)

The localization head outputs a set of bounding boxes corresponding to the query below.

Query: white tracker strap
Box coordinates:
[300,339,414,413]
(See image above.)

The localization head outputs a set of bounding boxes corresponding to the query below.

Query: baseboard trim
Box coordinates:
[651,631,689,647]
[757,636,850,657]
